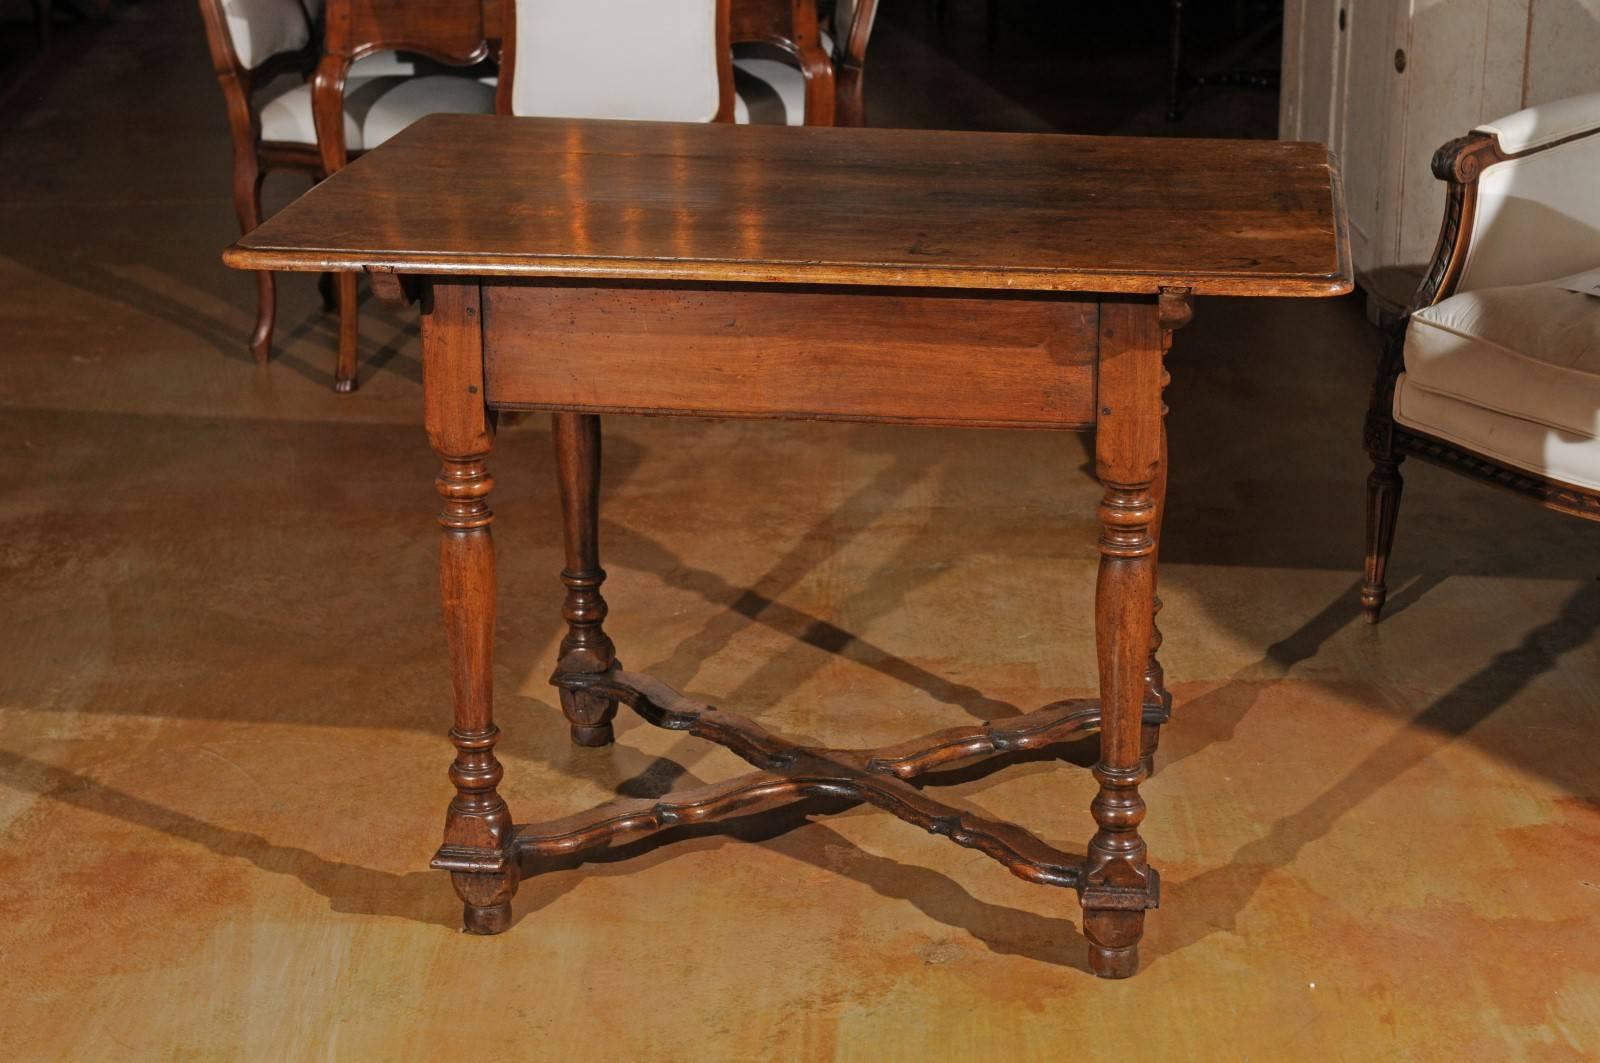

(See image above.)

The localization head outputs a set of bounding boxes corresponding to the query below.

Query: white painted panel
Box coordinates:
[1396,0,1496,267]
[1524,0,1600,105]
[1342,0,1403,274]
[1483,0,1533,117]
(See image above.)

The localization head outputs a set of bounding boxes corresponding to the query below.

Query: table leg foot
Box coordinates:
[567,719,614,748]
[1085,913,1143,979]
[455,869,518,935]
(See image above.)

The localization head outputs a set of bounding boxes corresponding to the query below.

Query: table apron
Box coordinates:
[481,282,1100,429]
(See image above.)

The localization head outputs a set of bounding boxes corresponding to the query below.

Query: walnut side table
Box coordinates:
[227,115,1350,978]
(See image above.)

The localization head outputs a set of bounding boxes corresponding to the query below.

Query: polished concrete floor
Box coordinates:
[2,3,1598,1061]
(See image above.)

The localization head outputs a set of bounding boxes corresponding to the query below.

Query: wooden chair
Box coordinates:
[198,0,496,389]
[732,0,880,126]
[1362,93,1600,621]
[497,0,736,121]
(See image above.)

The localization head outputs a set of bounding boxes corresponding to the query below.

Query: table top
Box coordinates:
[226,115,1352,297]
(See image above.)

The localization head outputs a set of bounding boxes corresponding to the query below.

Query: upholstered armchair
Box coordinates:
[198,0,495,386]
[1362,93,1600,621]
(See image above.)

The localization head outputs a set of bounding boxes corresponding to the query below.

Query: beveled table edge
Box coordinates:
[221,247,1354,298]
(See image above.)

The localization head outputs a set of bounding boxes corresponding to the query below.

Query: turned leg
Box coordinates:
[552,412,619,747]
[332,273,360,392]
[424,283,518,933]
[1362,321,1409,625]
[1362,455,1404,623]
[1139,423,1170,776]
[1140,291,1188,773]
[1082,299,1167,979]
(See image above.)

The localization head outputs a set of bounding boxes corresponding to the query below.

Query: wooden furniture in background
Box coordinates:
[310,0,497,390]
[197,0,327,364]
[1362,96,1600,622]
[199,0,494,384]
[226,115,1350,978]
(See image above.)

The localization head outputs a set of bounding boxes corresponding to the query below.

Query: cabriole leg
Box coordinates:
[552,412,619,747]
[332,272,360,392]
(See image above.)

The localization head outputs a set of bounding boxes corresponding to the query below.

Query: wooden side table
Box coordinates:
[226,116,1350,978]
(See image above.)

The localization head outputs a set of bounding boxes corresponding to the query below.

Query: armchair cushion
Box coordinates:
[1395,273,1600,489]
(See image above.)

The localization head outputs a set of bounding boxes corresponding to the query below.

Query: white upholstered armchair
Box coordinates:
[1362,92,1600,622]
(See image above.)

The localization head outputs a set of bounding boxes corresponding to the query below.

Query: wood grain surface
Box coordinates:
[226,115,1352,297]
[482,282,1100,427]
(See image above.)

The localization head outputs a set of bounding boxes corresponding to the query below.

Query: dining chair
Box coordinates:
[497,0,736,122]
[1361,93,1600,621]
[733,0,880,126]
[198,0,496,387]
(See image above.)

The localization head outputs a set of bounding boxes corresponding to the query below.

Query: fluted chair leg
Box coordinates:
[1362,456,1404,623]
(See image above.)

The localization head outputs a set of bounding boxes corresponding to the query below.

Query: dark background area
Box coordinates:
[1,0,1285,138]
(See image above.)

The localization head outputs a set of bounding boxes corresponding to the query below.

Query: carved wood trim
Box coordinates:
[1410,132,1504,313]
[1393,426,1600,523]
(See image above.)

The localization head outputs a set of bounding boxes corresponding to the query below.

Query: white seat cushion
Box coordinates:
[1394,272,1600,489]
[733,33,833,126]
[259,70,495,151]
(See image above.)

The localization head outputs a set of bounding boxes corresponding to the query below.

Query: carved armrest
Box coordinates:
[1413,92,1600,311]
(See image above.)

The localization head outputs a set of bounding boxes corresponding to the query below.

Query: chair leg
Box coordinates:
[250,272,275,363]
[332,272,360,392]
[231,150,273,363]
[1362,455,1404,623]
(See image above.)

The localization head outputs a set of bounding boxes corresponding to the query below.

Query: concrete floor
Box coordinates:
[2,3,1599,1060]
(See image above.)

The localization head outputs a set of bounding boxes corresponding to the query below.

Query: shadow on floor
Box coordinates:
[5,575,1592,973]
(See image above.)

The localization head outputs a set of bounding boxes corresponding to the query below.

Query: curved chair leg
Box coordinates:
[231,149,273,363]
[249,271,275,363]
[1362,455,1405,623]
[332,272,360,392]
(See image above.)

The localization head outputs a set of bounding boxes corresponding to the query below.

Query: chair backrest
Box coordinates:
[1457,99,1600,293]
[1462,148,1600,292]
[498,0,735,122]
[197,0,322,74]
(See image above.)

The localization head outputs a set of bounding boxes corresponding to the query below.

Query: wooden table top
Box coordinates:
[226,115,1352,297]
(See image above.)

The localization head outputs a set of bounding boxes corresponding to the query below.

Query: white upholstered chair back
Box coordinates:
[214,0,322,70]
[1458,94,1600,293]
[508,0,729,122]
